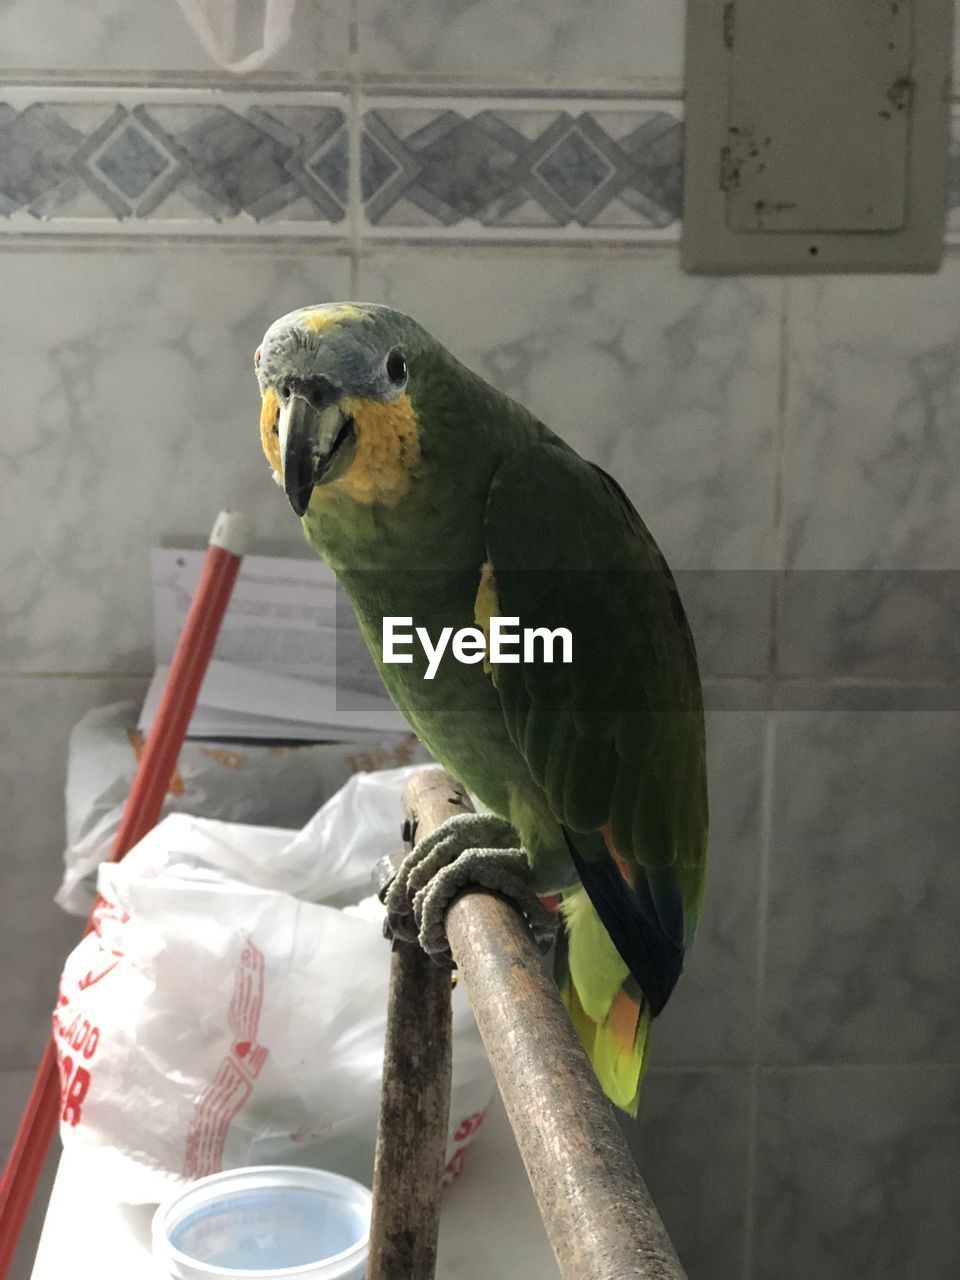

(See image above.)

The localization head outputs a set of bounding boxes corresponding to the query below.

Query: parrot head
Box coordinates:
[255,302,447,517]
[255,302,542,536]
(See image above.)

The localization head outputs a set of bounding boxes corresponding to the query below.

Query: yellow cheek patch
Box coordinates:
[302,304,367,333]
[259,387,281,475]
[330,393,422,506]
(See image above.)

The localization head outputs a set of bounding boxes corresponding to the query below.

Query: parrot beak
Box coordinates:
[278,377,357,517]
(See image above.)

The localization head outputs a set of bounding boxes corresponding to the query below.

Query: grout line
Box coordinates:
[701,673,960,688]
[0,236,356,254]
[3,670,960,687]
[0,671,152,681]
[347,0,362,295]
[351,230,681,249]
[742,277,790,1280]
[704,675,960,688]
[742,708,777,1280]
[355,78,687,99]
[4,68,959,110]
[0,234,683,255]
[756,1061,960,1074]
[2,67,959,106]
[0,68,687,97]
[0,69,353,90]
[767,279,790,683]
[765,675,960,688]
[356,88,684,112]
[5,235,960,255]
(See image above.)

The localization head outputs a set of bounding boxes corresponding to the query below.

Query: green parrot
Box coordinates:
[255,303,707,1114]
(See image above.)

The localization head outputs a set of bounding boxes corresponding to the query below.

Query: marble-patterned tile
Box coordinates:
[0,91,348,234]
[360,98,682,236]
[0,249,350,673]
[357,250,780,674]
[784,269,960,571]
[680,570,771,679]
[619,1070,750,1280]
[357,0,684,87]
[0,1070,61,1280]
[0,0,349,74]
[781,270,960,679]
[778,570,960,681]
[755,1067,960,1280]
[648,711,765,1068]
[784,269,960,572]
[763,711,960,1064]
[0,677,148,1070]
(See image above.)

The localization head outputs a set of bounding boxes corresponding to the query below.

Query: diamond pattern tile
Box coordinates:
[0,93,348,232]
[306,131,350,203]
[618,113,684,223]
[0,104,84,207]
[360,132,400,201]
[176,108,298,214]
[361,103,684,232]
[94,122,171,199]
[413,116,518,217]
[535,126,614,210]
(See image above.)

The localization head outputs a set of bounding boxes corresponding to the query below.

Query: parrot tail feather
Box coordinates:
[558,937,651,1116]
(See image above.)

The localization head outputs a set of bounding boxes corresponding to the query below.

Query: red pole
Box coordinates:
[0,511,251,1277]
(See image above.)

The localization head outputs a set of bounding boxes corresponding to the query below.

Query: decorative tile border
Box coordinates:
[2,89,960,244]
[0,88,349,237]
[359,97,683,239]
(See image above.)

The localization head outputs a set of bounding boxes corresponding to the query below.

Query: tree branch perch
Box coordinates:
[368,768,687,1280]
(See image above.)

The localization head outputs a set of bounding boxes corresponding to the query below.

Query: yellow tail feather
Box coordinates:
[563,977,651,1116]
[558,887,652,1114]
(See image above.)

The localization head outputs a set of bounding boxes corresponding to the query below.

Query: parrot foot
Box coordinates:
[383,812,557,966]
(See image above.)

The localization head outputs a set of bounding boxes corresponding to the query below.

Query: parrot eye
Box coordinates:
[254,346,261,370]
[385,348,407,385]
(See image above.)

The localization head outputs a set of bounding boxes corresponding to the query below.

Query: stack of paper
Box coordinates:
[139,549,408,743]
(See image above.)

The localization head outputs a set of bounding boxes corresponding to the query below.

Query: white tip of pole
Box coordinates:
[209,511,252,557]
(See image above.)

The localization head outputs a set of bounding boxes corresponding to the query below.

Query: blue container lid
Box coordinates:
[152,1165,371,1279]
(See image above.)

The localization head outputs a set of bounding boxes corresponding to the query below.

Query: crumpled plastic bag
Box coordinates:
[54,766,496,1203]
[174,0,295,73]
[58,701,425,915]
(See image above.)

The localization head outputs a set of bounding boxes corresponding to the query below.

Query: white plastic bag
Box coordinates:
[54,769,496,1203]
[58,701,425,915]
[174,0,296,73]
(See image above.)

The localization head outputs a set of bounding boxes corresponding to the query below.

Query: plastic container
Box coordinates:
[152,1166,372,1279]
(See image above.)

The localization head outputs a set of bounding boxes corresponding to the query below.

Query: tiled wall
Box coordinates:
[2,5,959,1279]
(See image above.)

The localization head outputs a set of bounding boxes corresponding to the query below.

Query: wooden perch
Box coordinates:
[368,768,687,1280]
[366,792,457,1276]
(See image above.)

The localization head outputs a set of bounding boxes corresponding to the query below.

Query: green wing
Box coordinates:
[483,441,708,1013]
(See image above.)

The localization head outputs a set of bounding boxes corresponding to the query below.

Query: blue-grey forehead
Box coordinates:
[256,303,416,393]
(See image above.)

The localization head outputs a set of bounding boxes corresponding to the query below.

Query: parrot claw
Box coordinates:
[383,812,558,965]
